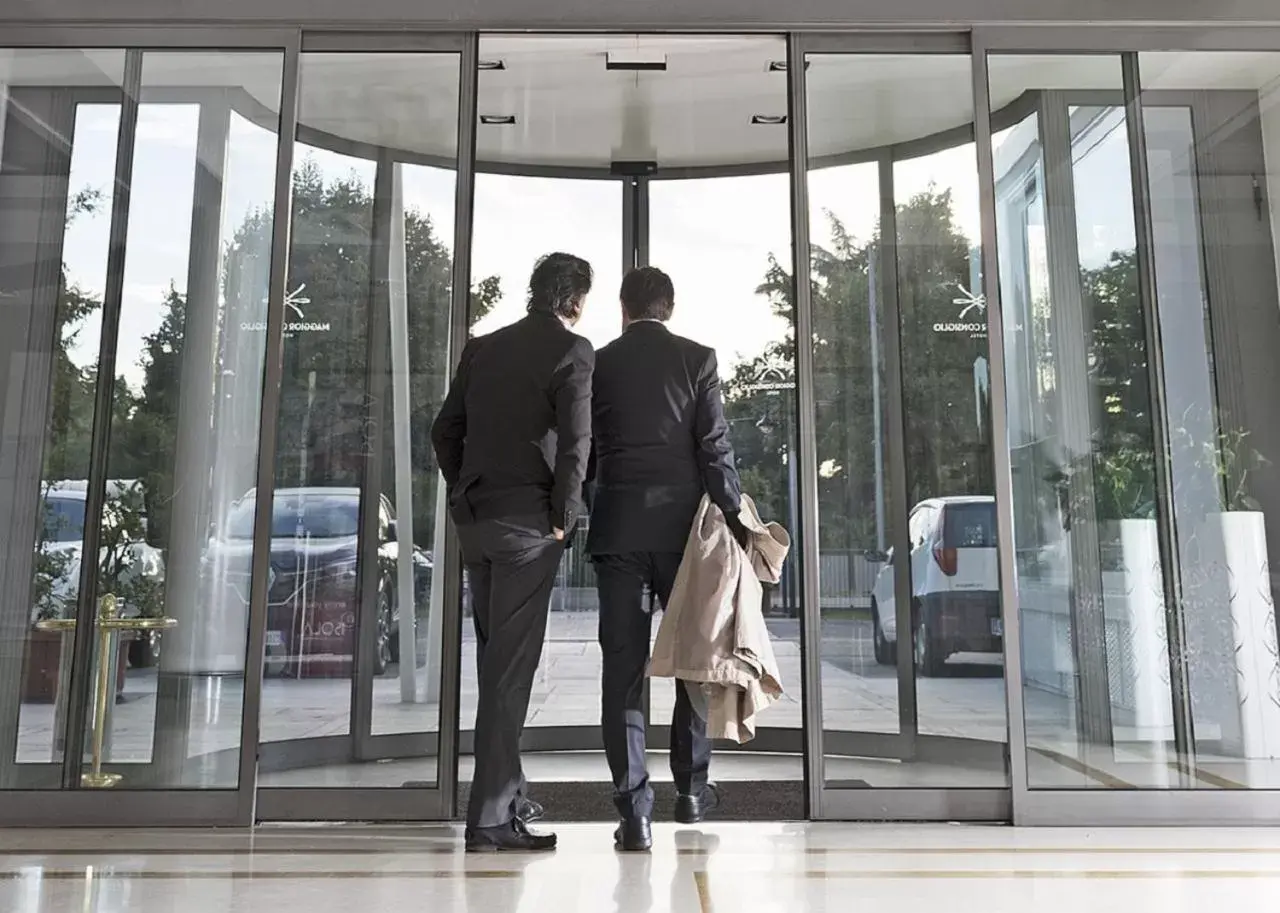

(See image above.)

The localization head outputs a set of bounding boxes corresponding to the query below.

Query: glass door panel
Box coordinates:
[1,50,127,791]
[82,56,285,788]
[893,134,1005,782]
[0,45,286,809]
[254,48,461,798]
[1138,52,1280,790]
[648,170,798,738]
[989,54,1180,788]
[803,48,1010,796]
[992,49,1280,797]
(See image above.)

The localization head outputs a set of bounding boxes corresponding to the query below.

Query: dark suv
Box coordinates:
[203,487,431,678]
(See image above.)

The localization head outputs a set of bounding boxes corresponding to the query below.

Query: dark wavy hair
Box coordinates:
[527,252,593,322]
[620,266,675,321]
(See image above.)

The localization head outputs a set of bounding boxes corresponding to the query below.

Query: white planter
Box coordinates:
[1210,511,1280,759]
[1107,518,1173,740]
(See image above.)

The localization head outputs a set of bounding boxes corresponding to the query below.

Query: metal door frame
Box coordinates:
[975,23,1280,826]
[253,29,475,823]
[789,30,1012,822]
[6,19,1280,828]
[0,25,299,827]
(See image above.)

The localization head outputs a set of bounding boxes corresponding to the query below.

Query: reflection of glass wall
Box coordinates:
[0,51,126,788]
[991,55,1170,788]
[992,52,1280,792]
[806,52,1008,788]
[0,48,284,790]
[255,52,460,789]
[1138,51,1280,790]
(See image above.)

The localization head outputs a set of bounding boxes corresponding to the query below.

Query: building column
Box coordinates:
[386,162,428,703]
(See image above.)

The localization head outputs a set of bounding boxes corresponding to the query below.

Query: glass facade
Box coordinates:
[1,27,1280,826]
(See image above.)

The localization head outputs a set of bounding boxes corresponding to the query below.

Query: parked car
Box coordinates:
[870,495,1000,676]
[201,487,432,677]
[39,480,166,669]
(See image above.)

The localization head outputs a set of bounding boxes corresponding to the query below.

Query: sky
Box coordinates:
[62,102,280,387]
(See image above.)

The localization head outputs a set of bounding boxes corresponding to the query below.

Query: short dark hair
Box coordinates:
[527,252,593,321]
[620,267,675,322]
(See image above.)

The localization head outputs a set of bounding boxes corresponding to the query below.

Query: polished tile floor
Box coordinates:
[3,823,1280,911]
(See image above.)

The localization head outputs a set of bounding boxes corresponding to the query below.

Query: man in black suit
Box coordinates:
[587,266,747,852]
[432,253,595,853]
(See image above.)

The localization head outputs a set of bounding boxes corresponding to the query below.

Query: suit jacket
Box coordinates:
[586,320,742,555]
[431,311,595,532]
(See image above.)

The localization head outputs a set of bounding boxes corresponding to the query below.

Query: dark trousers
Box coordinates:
[594,551,711,820]
[460,514,564,830]
[472,596,529,808]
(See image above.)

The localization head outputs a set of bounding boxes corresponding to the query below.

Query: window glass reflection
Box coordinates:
[1139,52,1280,790]
[807,52,1008,789]
[256,51,461,788]
[0,50,286,790]
[3,64,123,785]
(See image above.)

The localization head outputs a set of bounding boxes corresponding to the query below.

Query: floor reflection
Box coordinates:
[3,823,1280,912]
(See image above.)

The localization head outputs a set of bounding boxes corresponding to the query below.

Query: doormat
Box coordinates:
[456,779,808,821]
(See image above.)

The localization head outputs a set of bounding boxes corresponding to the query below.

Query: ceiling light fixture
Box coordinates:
[479,114,517,125]
[478,59,506,71]
[751,114,788,125]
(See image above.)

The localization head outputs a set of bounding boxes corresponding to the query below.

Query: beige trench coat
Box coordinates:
[648,494,790,743]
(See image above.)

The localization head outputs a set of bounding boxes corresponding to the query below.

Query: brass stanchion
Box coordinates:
[36,594,178,788]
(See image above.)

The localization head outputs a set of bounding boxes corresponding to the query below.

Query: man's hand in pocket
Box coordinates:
[552,527,566,541]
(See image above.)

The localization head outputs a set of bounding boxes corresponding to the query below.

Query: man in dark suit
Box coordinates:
[432,252,595,853]
[587,266,747,852]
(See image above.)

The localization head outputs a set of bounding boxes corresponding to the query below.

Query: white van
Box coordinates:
[870,496,1000,676]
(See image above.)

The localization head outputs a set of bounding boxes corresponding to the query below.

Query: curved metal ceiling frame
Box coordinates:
[286,88,1036,182]
[51,44,1043,185]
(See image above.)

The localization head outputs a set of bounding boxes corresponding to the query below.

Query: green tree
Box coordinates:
[1080,248,1157,521]
[32,187,106,620]
[43,187,106,483]
[212,157,498,548]
[127,285,186,549]
[895,186,992,505]
[731,187,989,553]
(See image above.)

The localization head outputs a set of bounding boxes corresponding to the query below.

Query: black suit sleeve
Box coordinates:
[550,336,595,531]
[430,340,476,487]
[693,350,743,519]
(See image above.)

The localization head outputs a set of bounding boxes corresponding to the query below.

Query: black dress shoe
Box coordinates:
[515,795,545,823]
[614,816,653,852]
[465,818,557,853]
[675,784,721,825]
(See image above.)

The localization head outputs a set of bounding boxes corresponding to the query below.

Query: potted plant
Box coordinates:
[1040,438,1170,739]
[1043,410,1277,756]
[1169,412,1277,759]
[23,516,75,703]
[23,481,161,703]
[96,481,166,669]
